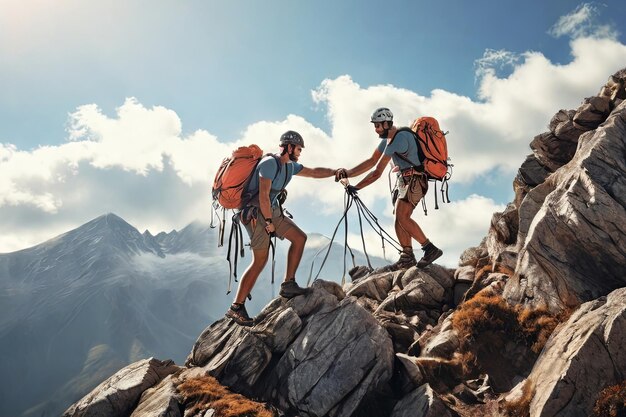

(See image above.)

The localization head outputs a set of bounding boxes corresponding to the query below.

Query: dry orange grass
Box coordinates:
[593,381,626,417]
[452,291,561,375]
[177,375,276,417]
[474,263,515,282]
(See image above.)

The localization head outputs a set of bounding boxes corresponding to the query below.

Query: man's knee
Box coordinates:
[294,230,307,247]
[252,249,270,265]
[285,226,307,245]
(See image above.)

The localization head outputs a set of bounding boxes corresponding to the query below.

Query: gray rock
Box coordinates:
[601,72,626,101]
[517,154,552,187]
[531,132,575,172]
[188,308,301,390]
[554,117,585,144]
[377,271,446,314]
[548,109,575,133]
[265,296,394,417]
[376,311,420,353]
[63,358,180,417]
[395,353,425,393]
[131,375,181,417]
[486,203,519,265]
[573,95,612,130]
[527,288,626,417]
[390,384,455,417]
[346,272,393,301]
[421,315,459,359]
[400,266,454,294]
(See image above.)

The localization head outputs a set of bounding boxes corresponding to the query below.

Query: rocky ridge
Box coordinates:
[64,69,626,417]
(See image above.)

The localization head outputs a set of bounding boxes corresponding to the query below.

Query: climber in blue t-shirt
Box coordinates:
[225,130,338,326]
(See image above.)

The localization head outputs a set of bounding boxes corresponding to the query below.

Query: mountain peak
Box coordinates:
[89,213,134,230]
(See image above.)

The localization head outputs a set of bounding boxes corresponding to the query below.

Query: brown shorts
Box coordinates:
[244,205,297,251]
[396,172,428,206]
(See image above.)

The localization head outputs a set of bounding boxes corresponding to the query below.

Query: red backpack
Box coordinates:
[212,145,264,210]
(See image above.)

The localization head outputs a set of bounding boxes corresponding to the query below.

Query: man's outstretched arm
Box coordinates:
[297,166,336,178]
[354,154,392,189]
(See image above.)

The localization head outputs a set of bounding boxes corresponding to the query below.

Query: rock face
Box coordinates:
[504,75,626,313]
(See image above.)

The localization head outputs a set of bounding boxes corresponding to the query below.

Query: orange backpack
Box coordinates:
[410,116,449,181]
[212,145,264,210]
[394,117,452,213]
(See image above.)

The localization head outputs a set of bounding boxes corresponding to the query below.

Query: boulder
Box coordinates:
[346,271,393,301]
[130,375,181,417]
[600,73,626,101]
[573,95,612,130]
[525,288,626,417]
[517,154,552,187]
[63,358,180,417]
[377,271,446,314]
[420,315,460,360]
[390,384,456,417]
[263,296,394,417]
[375,311,420,353]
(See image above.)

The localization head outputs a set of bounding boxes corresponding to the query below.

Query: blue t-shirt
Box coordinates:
[376,130,421,170]
[246,156,303,207]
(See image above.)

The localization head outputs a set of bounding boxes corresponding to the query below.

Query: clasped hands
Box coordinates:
[333,168,359,196]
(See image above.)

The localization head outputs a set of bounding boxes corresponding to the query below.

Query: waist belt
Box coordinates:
[401,165,425,177]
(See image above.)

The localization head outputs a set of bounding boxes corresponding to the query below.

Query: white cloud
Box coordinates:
[1,33,626,271]
[549,3,618,40]
[475,49,522,80]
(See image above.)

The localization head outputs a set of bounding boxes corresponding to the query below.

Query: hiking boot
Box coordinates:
[279,279,310,298]
[387,250,417,271]
[417,242,443,268]
[225,303,254,326]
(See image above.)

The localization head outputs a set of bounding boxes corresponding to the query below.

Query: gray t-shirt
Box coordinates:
[246,156,303,207]
[376,130,421,170]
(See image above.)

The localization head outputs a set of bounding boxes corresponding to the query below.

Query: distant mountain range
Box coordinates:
[0,213,388,417]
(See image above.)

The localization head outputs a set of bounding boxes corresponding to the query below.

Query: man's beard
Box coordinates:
[378,129,390,139]
[289,153,298,162]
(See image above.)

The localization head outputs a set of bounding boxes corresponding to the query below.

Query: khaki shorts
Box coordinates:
[244,205,297,251]
[396,172,428,206]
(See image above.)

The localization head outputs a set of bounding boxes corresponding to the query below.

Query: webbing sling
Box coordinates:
[307,181,402,286]
[225,211,245,294]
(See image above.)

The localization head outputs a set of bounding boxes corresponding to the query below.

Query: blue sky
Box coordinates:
[1,0,625,266]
